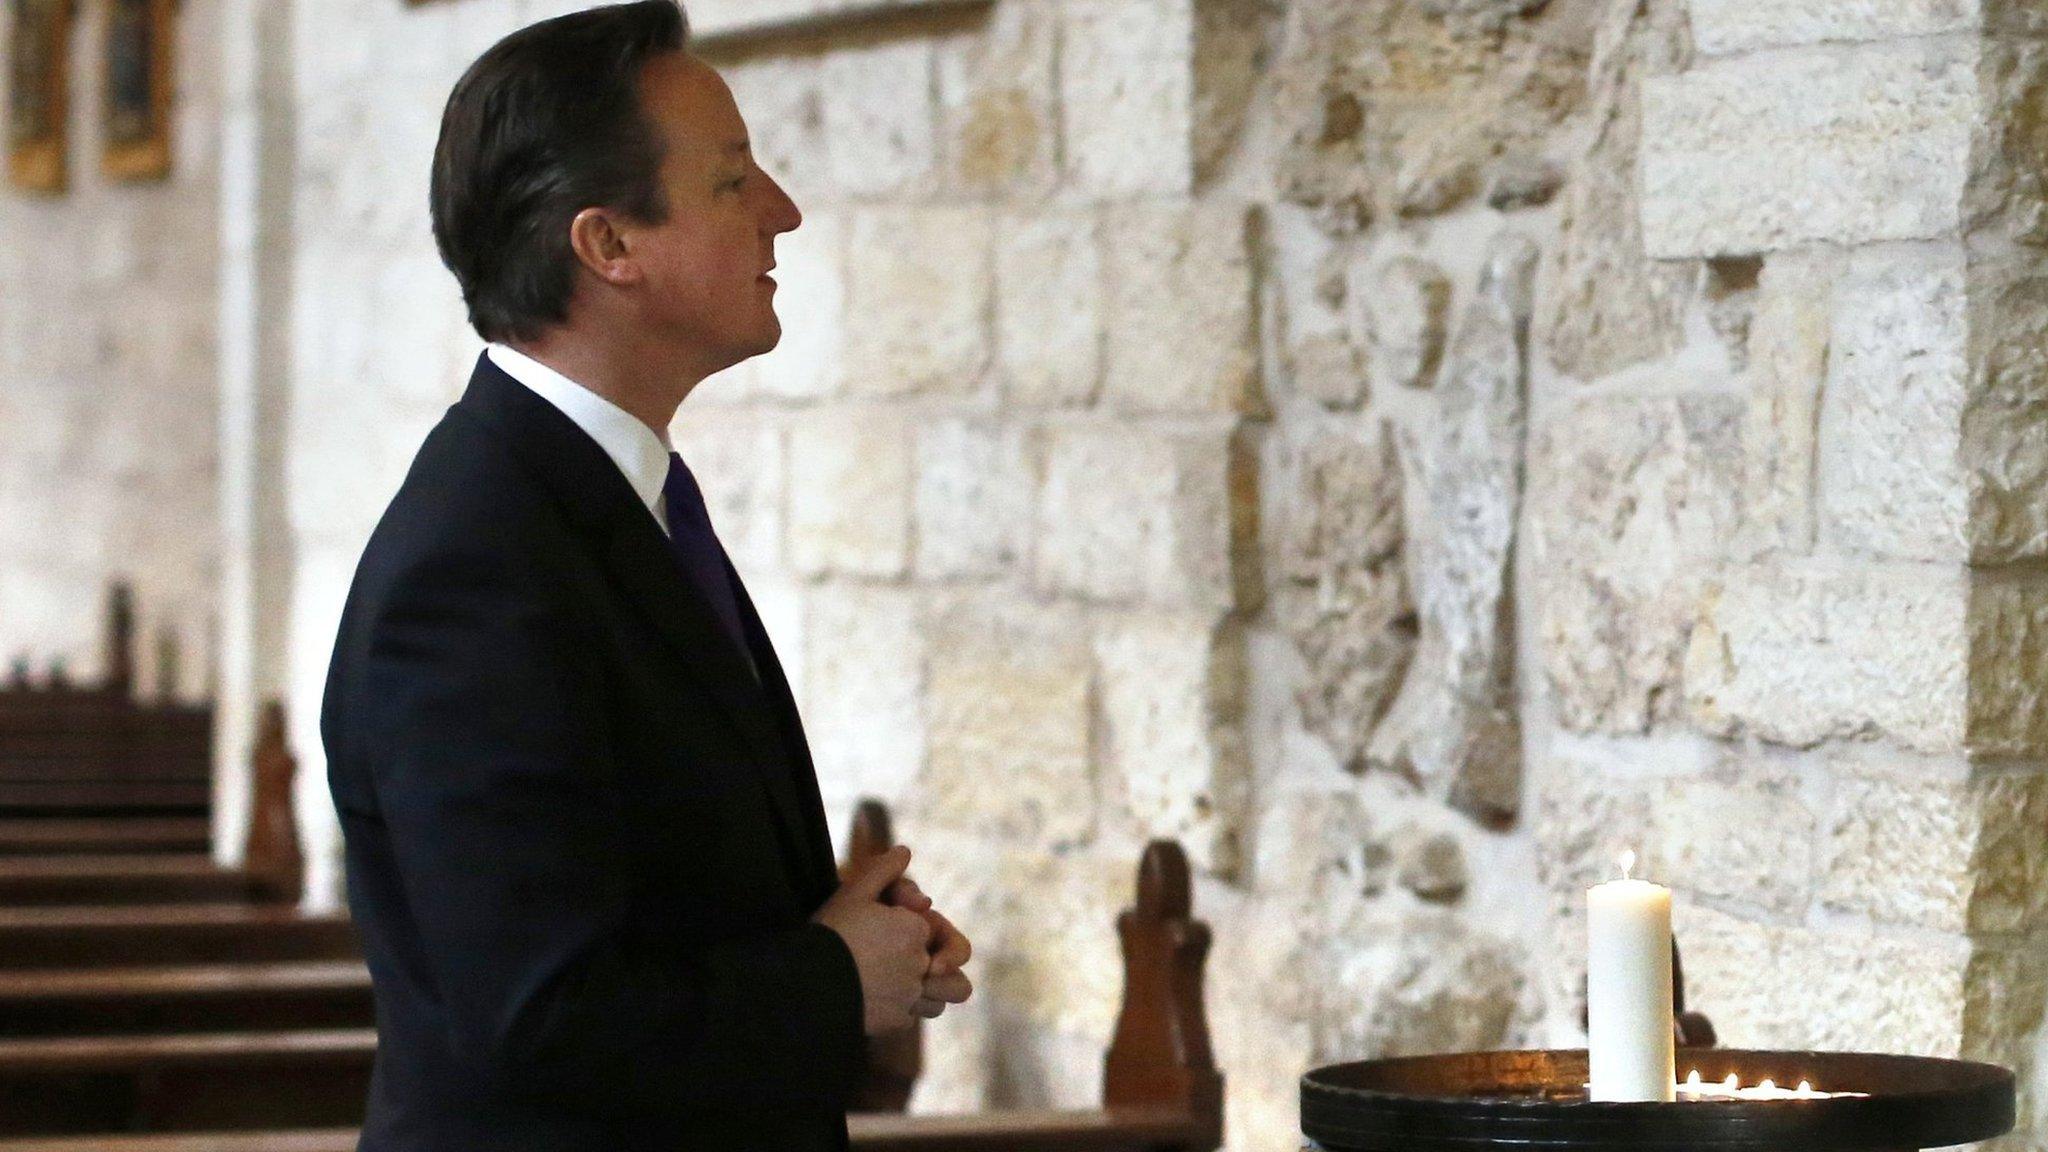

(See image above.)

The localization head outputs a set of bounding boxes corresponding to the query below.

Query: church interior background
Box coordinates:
[2,0,2047,1147]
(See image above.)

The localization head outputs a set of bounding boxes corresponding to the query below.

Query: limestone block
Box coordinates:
[1279,428,1414,773]
[1060,0,1196,197]
[1735,249,1840,559]
[920,596,1095,847]
[1034,421,1257,613]
[1058,0,1266,199]
[1651,765,1815,919]
[1822,765,2048,936]
[803,584,924,802]
[819,37,937,198]
[1287,333,1368,411]
[1314,906,1526,1062]
[787,409,912,578]
[1686,561,1969,752]
[1532,394,1744,734]
[1641,40,1977,258]
[1965,577,2048,758]
[935,0,1057,196]
[1101,201,1261,416]
[1390,825,1469,903]
[1368,236,1537,824]
[1675,904,2046,1062]
[1537,0,1694,380]
[720,55,834,208]
[1685,0,1978,56]
[996,208,1101,408]
[668,413,785,574]
[913,418,1033,579]
[841,206,992,399]
[1963,260,2048,563]
[1359,256,1451,392]
[1271,0,1594,229]
[1094,613,1249,877]
[1820,245,1970,561]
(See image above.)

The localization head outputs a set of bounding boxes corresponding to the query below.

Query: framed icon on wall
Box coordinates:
[103,0,174,182]
[7,0,74,195]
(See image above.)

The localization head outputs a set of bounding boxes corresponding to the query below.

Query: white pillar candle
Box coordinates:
[1587,852,1674,1102]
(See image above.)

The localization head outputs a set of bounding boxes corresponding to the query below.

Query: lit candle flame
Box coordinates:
[1685,1071,1702,1088]
[1759,1079,1776,1092]
[1723,1074,1739,1090]
[1796,1081,1814,1097]
[1618,850,1636,881]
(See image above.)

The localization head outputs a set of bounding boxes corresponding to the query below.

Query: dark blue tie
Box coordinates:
[662,452,757,680]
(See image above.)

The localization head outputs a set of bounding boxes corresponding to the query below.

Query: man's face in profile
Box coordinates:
[624,52,802,376]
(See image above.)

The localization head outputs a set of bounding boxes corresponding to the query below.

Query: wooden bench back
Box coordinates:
[0,585,212,816]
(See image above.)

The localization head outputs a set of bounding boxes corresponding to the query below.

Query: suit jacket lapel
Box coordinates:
[454,354,816,882]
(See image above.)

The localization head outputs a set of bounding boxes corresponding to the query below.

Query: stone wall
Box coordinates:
[262,0,2048,1149]
[0,0,224,700]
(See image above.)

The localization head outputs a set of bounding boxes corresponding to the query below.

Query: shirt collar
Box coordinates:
[486,343,671,526]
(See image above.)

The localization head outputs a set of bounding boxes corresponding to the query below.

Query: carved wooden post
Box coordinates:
[844,798,923,1113]
[103,582,135,698]
[243,700,304,905]
[1103,840,1223,1144]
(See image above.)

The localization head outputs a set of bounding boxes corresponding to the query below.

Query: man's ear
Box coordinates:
[568,207,640,286]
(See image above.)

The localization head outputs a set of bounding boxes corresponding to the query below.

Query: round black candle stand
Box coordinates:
[1302,1049,2014,1152]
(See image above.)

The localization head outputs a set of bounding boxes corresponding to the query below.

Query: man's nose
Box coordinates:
[762,173,802,235]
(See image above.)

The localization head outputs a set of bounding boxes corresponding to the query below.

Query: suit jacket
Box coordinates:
[322,352,863,1152]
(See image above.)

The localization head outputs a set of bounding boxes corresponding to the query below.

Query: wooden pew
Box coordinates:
[0,856,255,907]
[0,818,209,857]
[0,804,1223,1151]
[0,905,358,970]
[0,586,212,818]
[0,962,373,1038]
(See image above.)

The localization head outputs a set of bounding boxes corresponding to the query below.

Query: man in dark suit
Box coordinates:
[321,4,972,1149]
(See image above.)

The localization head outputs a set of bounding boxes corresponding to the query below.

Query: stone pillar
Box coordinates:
[1613,5,2048,1140]
[213,0,296,873]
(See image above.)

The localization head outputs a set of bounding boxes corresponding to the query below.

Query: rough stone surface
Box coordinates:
[1676,903,2005,1058]
[1652,763,1816,919]
[1684,0,1978,57]
[1095,614,1250,877]
[1641,40,1977,257]
[996,209,1101,408]
[1101,200,1262,416]
[1287,332,1369,410]
[1963,259,2048,563]
[1686,561,1969,753]
[803,585,925,806]
[840,206,993,398]
[981,851,1130,1039]
[1368,235,1537,824]
[1820,245,1970,562]
[818,37,938,198]
[913,419,1033,579]
[1281,428,1416,773]
[1270,0,1596,229]
[1823,766,2048,936]
[1533,394,1745,734]
[788,409,913,578]
[1034,423,1258,613]
[1537,0,1695,381]
[1392,826,1469,903]
[688,0,975,38]
[1735,249,1839,559]
[1360,257,1452,392]
[1965,577,2048,759]
[921,597,1095,848]
[1314,906,1526,1062]
[1059,0,1196,197]
[935,0,1058,197]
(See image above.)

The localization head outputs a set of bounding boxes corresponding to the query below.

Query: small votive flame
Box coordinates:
[1796,1081,1814,1098]
[1686,1071,1702,1089]
[1618,850,1637,881]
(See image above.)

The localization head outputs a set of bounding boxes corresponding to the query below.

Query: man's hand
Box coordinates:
[882,872,973,1020]
[811,845,935,1036]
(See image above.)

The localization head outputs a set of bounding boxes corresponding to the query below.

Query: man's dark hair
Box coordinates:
[430,0,689,344]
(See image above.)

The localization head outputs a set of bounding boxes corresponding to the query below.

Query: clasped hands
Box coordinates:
[811,844,973,1036]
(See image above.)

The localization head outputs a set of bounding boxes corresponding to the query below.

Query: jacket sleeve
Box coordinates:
[350,541,865,1116]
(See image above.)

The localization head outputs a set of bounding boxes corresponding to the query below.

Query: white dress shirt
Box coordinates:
[486,344,674,538]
